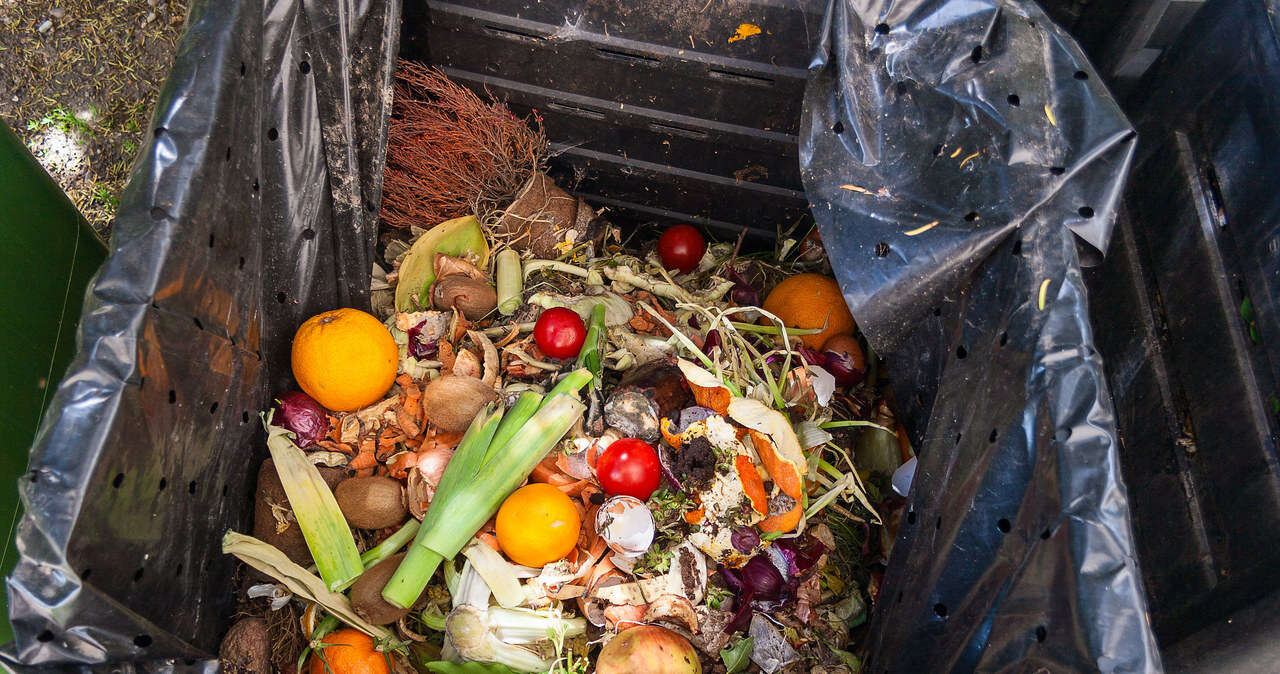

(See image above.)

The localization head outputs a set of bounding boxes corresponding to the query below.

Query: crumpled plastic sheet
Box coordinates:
[3,0,397,666]
[801,0,1161,672]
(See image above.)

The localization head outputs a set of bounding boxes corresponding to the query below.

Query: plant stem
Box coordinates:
[496,248,523,316]
[820,420,895,435]
[728,321,822,336]
[361,519,421,569]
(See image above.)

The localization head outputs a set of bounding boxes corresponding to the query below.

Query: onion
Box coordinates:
[731,527,761,554]
[821,335,867,388]
[797,347,825,366]
[271,391,328,448]
[407,317,440,359]
[415,445,454,488]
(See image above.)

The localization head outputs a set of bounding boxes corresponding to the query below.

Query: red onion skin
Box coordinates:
[823,349,866,387]
[271,391,328,448]
[407,318,440,359]
[701,330,722,355]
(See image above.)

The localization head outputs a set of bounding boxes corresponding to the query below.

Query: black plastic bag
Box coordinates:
[6,0,1160,671]
[801,0,1159,671]
[4,0,397,665]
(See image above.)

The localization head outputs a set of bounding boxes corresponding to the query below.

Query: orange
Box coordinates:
[495,483,581,567]
[308,628,390,674]
[761,273,856,349]
[291,308,398,412]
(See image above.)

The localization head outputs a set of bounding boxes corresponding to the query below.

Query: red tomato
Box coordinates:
[657,225,707,274]
[596,438,662,501]
[534,307,587,360]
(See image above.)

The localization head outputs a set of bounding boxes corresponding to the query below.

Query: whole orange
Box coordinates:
[308,628,390,674]
[762,273,856,349]
[495,483,581,567]
[291,308,398,412]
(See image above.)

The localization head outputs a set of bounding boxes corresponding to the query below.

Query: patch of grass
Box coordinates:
[27,106,94,136]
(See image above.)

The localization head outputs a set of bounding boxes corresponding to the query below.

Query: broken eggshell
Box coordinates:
[595,495,655,558]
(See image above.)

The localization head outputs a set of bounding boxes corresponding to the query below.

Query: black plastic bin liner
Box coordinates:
[802,0,1159,671]
[5,0,1160,671]
[4,0,398,665]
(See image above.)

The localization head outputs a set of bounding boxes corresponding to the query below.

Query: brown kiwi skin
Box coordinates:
[349,553,413,625]
[420,375,499,432]
[219,616,271,673]
[334,475,409,530]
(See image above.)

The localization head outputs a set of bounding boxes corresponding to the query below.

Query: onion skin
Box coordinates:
[821,334,867,388]
[271,391,328,448]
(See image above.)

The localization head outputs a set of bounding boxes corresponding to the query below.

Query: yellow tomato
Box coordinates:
[495,483,581,567]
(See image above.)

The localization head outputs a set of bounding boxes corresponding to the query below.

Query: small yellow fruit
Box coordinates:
[291,308,398,412]
[495,483,581,567]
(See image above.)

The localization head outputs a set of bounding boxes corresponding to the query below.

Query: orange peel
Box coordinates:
[676,358,731,414]
[734,454,769,515]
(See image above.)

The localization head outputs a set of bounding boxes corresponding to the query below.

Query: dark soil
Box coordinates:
[0,0,188,237]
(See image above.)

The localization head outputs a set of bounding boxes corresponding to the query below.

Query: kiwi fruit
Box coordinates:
[334,475,408,530]
[252,459,344,565]
[421,374,498,432]
[219,616,271,673]
[349,553,414,625]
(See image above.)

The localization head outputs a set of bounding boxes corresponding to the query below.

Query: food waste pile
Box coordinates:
[218,65,913,674]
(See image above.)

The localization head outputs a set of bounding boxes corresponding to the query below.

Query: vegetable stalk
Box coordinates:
[576,302,607,388]
[263,417,363,591]
[360,518,421,569]
[496,248,523,316]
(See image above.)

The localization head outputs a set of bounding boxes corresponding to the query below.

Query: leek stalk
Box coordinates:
[496,248,523,316]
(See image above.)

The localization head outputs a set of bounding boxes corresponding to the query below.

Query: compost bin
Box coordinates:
[5,0,1166,671]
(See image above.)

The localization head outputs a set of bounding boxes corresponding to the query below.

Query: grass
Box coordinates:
[0,0,190,237]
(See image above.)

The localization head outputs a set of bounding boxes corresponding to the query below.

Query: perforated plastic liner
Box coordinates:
[4,0,397,666]
[6,0,1161,671]
[802,0,1160,671]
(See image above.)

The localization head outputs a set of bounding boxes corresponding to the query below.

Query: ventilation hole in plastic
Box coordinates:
[964,211,979,221]
[208,233,215,248]
[175,563,183,576]
[210,401,219,414]
[188,480,197,495]
[81,568,92,581]
[1035,625,1048,641]
[989,429,998,442]
[895,81,909,96]
[133,567,145,582]
[875,22,890,35]
[832,120,844,134]
[27,470,39,484]
[302,228,316,240]
[276,291,287,304]
[193,317,203,330]
[970,45,983,63]
[999,331,1009,346]
[149,206,167,220]
[997,518,1011,533]
[1049,166,1065,175]
[896,590,903,603]
[1007,94,1020,106]
[267,127,279,141]
[874,242,890,257]
[154,127,166,138]
[1078,206,1094,218]
[299,60,311,74]
[1012,238,1023,255]
[907,510,917,525]
[184,659,198,666]
[134,634,152,648]
[954,433,962,444]
[932,143,944,156]
[242,411,250,423]
[225,146,231,162]
[252,179,260,192]
[1040,528,1052,540]
[1073,70,1088,80]
[933,307,942,317]
[158,477,167,491]
[239,256,246,269]
[936,516,942,530]
[956,345,967,359]
[168,389,176,404]
[933,603,948,618]
[223,484,230,497]
[37,630,54,643]
[239,62,246,76]
[113,473,125,488]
